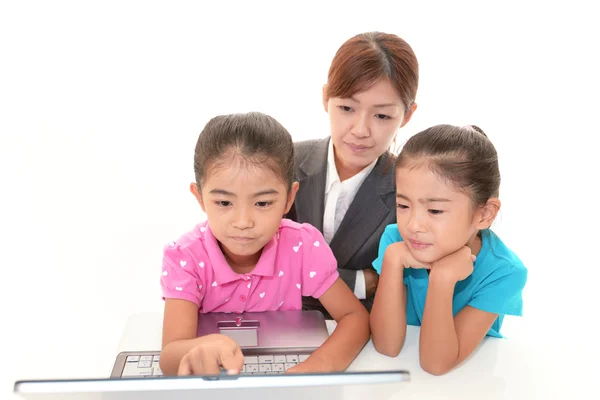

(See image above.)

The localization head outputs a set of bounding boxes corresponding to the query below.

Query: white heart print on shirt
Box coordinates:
[162,271,168,276]
[309,271,316,278]
[198,284,203,290]
[293,241,303,253]
[212,281,217,287]
[199,262,204,268]
[259,292,265,298]
[296,283,301,289]
[278,271,284,277]
[175,287,183,291]
[313,241,320,247]
[179,260,187,268]
[200,226,206,232]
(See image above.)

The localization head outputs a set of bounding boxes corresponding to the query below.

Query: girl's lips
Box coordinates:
[230,236,255,242]
[408,239,431,250]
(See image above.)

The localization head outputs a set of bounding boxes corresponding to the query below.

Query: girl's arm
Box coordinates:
[419,247,498,375]
[370,242,409,357]
[159,299,243,375]
[288,278,370,372]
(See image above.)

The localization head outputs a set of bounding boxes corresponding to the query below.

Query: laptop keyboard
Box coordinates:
[120,352,311,378]
[122,355,162,378]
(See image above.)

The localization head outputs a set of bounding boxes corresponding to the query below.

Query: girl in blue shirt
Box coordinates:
[370,124,527,375]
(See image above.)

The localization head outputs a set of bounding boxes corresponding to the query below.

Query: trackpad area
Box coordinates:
[219,328,258,347]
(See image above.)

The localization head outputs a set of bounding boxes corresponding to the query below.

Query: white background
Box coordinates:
[1,1,598,398]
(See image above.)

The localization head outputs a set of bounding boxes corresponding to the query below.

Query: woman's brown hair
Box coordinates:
[324,32,419,112]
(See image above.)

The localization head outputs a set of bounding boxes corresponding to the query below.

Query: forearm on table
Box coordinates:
[419,275,459,375]
[370,263,406,356]
[309,308,370,371]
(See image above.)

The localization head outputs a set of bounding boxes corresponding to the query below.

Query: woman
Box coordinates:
[287,31,419,314]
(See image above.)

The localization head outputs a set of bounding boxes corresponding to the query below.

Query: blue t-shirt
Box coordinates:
[372,224,527,338]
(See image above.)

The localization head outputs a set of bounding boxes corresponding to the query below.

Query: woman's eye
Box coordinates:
[216,201,231,207]
[375,114,391,120]
[428,209,444,215]
[396,204,408,209]
[339,105,353,112]
[256,201,272,208]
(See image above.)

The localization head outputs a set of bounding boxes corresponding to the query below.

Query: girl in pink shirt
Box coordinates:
[159,112,370,376]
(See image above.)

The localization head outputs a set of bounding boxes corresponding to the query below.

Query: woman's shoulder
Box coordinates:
[294,138,329,159]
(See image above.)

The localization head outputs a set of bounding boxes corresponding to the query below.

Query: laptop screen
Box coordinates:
[14,371,410,400]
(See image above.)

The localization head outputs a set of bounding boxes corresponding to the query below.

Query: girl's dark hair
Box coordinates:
[193,112,295,190]
[324,31,419,112]
[396,124,500,206]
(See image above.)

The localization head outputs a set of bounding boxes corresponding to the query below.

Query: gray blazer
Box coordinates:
[286,138,397,314]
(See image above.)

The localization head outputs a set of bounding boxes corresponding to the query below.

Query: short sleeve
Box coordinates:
[299,224,339,299]
[372,224,402,275]
[469,264,527,317]
[160,243,206,307]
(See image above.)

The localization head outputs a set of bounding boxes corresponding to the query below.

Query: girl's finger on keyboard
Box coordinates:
[194,353,220,375]
[177,357,192,376]
[220,348,244,373]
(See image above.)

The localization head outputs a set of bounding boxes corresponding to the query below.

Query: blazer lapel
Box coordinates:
[295,138,329,231]
[329,152,396,269]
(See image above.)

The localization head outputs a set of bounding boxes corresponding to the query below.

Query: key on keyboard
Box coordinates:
[120,352,311,378]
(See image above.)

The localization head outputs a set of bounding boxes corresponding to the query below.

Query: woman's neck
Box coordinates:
[334,154,363,182]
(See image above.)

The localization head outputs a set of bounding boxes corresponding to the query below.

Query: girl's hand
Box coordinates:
[386,241,432,270]
[177,334,244,376]
[431,246,476,283]
[285,354,335,374]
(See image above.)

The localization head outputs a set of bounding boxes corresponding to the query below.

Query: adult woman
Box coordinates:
[287,31,419,314]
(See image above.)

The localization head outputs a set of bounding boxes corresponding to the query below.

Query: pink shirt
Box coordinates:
[160,219,339,313]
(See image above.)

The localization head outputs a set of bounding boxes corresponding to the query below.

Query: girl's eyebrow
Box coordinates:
[396,193,452,203]
[251,189,279,198]
[423,197,451,203]
[208,188,235,196]
[208,188,279,197]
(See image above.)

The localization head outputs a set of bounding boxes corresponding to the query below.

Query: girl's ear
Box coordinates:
[475,198,501,229]
[190,182,206,213]
[284,182,300,214]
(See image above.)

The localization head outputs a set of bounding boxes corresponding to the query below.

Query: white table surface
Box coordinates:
[109,312,575,399]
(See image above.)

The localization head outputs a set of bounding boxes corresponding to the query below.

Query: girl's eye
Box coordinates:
[339,105,353,112]
[256,201,272,208]
[396,204,408,209]
[216,201,231,207]
[428,209,444,215]
[375,114,391,120]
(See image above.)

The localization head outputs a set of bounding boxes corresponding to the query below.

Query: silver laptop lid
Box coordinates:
[197,310,329,349]
[14,370,410,400]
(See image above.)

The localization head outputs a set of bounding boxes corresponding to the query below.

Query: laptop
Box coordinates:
[13,370,411,400]
[112,310,333,378]
[14,310,410,399]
